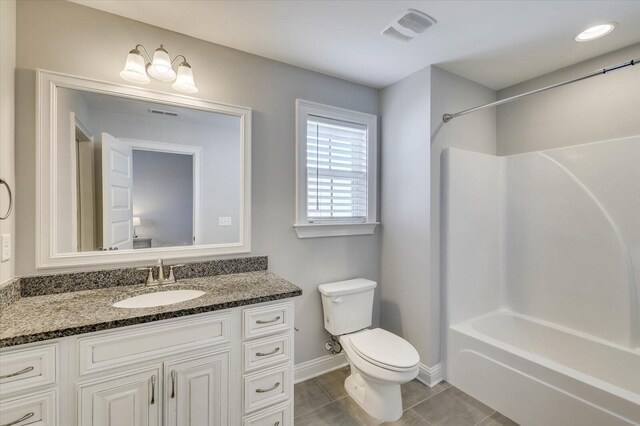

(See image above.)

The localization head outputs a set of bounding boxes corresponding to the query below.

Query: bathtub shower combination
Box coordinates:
[442,135,640,426]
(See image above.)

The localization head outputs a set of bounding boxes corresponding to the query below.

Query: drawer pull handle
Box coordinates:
[274,422,280,426]
[256,316,281,325]
[171,370,177,398]
[256,381,280,393]
[150,375,156,404]
[1,412,34,426]
[256,347,280,357]
[0,366,34,380]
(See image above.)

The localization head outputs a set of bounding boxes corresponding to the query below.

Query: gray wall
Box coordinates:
[379,67,432,365]
[132,150,193,248]
[15,0,380,365]
[0,0,16,285]
[379,65,497,369]
[429,66,497,366]
[497,43,640,155]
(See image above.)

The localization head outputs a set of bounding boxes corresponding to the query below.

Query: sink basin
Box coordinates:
[112,290,206,309]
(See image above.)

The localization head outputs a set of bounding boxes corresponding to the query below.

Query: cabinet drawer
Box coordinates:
[243,401,291,426]
[243,334,291,372]
[243,303,292,340]
[243,364,291,414]
[78,313,229,375]
[0,389,57,426]
[0,345,57,396]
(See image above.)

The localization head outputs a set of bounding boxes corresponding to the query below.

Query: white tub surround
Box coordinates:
[443,135,640,426]
[450,311,640,426]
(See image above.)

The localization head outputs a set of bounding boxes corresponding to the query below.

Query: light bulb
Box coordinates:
[119,48,150,84]
[172,61,198,94]
[147,45,176,82]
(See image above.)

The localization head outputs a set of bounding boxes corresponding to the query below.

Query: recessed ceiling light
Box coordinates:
[575,24,615,42]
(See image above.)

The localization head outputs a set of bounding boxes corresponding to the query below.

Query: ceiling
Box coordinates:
[71,0,640,90]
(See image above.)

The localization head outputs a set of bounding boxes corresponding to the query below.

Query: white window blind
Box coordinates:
[306,115,368,223]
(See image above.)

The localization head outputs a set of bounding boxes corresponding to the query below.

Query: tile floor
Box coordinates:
[294,366,518,426]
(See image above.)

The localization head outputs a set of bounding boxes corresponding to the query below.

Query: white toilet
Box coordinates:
[318,278,420,422]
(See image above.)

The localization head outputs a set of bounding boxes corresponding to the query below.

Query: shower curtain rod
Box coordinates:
[442,57,638,123]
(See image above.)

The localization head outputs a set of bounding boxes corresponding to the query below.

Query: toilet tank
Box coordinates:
[318,278,377,336]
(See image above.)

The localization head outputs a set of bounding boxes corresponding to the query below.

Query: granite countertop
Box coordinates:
[0,271,302,348]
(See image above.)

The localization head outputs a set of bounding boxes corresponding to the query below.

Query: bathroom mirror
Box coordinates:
[37,70,251,269]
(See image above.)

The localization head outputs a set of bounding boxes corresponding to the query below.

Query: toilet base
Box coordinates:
[344,364,403,422]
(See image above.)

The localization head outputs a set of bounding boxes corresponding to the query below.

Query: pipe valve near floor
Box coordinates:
[325,336,343,355]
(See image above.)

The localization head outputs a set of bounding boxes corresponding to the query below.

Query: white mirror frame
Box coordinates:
[36,69,251,270]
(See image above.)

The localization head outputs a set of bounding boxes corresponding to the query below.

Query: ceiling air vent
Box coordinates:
[381,9,436,42]
[148,108,178,117]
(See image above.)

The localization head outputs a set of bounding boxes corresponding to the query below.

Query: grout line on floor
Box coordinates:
[406,408,435,426]
[402,383,450,411]
[474,410,497,425]
[312,376,338,402]
[293,391,349,420]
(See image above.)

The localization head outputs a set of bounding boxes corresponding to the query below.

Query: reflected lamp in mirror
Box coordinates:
[120,44,198,94]
[133,216,141,238]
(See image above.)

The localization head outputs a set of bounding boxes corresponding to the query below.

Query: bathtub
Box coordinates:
[447,310,640,426]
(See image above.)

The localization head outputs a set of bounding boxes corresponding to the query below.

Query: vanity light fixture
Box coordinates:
[172,61,198,94]
[120,44,198,93]
[575,23,615,42]
[119,46,150,84]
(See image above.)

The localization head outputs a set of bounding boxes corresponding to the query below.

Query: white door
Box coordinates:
[79,367,162,426]
[101,132,133,250]
[164,352,229,426]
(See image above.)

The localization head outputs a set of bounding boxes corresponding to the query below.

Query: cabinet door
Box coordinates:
[164,351,229,426]
[79,367,161,426]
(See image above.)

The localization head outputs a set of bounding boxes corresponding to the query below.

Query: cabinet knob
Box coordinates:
[171,370,177,398]
[256,347,280,357]
[0,366,34,380]
[1,412,34,426]
[256,316,281,325]
[256,381,280,393]
[150,375,156,405]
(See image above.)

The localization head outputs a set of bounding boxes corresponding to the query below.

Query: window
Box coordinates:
[295,99,378,238]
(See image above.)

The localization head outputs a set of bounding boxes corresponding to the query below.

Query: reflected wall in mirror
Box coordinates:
[57,88,240,253]
[38,71,251,268]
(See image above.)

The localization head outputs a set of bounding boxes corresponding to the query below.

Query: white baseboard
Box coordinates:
[294,353,348,384]
[294,355,443,388]
[416,362,443,388]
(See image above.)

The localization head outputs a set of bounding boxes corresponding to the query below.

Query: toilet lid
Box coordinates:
[349,328,420,369]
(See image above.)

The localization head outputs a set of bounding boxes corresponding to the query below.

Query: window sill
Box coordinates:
[293,222,379,239]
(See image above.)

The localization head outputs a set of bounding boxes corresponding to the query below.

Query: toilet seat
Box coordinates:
[348,328,419,372]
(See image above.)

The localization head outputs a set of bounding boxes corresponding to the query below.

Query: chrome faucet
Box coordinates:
[138,258,183,286]
[156,258,165,284]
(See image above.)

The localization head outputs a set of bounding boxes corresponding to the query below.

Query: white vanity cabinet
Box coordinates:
[164,351,230,426]
[78,366,162,426]
[0,299,295,426]
[0,343,61,426]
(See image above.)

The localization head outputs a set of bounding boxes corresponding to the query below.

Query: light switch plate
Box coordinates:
[218,217,232,226]
[1,234,10,262]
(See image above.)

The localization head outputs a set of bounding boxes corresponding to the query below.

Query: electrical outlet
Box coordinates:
[218,217,232,226]
[1,234,10,262]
